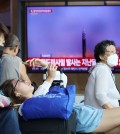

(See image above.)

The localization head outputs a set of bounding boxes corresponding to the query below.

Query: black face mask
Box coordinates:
[0,46,3,58]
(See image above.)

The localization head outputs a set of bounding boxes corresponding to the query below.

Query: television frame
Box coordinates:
[18,0,120,73]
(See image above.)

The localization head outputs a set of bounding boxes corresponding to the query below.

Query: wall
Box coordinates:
[4,0,120,94]
[0,0,10,27]
[0,12,10,26]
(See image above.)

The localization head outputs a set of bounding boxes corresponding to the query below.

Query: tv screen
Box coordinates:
[26,6,120,73]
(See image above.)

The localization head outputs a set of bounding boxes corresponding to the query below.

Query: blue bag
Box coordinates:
[21,85,76,120]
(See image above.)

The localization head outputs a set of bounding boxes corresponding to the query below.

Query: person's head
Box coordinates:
[3,33,20,56]
[1,79,34,104]
[0,23,9,45]
[94,40,118,67]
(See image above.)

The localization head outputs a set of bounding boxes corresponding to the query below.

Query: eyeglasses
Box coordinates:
[13,80,30,92]
[13,80,19,92]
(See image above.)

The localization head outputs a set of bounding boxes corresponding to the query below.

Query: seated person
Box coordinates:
[0,22,9,107]
[0,23,21,134]
[1,61,120,134]
[85,40,120,109]
[0,58,67,107]
[1,63,58,112]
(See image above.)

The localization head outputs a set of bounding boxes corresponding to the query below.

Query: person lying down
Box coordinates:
[1,59,120,134]
[0,58,67,107]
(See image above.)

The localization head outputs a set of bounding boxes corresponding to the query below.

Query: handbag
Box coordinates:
[21,85,76,120]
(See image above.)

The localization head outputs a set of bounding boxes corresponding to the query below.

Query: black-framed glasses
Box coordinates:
[13,80,30,92]
[13,80,19,92]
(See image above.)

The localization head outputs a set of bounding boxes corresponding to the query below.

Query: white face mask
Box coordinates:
[107,53,118,67]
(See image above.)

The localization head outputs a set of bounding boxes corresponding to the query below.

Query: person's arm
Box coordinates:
[19,60,31,83]
[33,64,57,96]
[33,81,51,96]
[26,58,49,68]
[102,102,113,109]
[95,67,113,109]
[18,66,56,115]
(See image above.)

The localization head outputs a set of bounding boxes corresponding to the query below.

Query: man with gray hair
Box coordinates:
[0,33,31,85]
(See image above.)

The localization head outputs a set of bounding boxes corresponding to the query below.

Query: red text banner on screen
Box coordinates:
[27,58,120,68]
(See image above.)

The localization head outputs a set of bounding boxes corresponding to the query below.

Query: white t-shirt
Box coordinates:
[84,62,120,109]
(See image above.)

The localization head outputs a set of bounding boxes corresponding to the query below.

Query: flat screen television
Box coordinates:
[26,5,120,73]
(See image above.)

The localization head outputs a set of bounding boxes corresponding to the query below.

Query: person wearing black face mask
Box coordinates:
[0,22,9,107]
[0,23,22,134]
[0,22,9,58]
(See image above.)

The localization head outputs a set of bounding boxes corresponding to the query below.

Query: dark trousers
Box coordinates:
[0,107,21,134]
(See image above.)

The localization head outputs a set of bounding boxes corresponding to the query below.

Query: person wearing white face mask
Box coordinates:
[84,40,120,109]
[107,53,118,67]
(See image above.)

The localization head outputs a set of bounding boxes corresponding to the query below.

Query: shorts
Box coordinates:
[73,103,104,133]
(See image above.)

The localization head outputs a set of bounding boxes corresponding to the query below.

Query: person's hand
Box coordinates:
[25,58,48,67]
[0,102,4,108]
[102,102,113,109]
[46,64,57,83]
